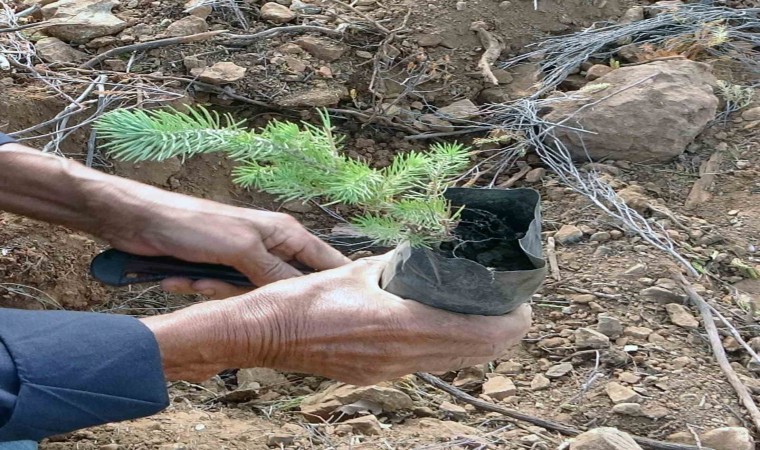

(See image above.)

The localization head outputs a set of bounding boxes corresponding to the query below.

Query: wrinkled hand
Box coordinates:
[141,253,532,385]
[103,191,349,297]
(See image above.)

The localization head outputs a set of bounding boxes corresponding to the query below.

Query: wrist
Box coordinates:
[139,290,278,381]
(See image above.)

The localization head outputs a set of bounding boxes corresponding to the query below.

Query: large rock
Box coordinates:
[544,60,718,163]
[571,427,643,450]
[260,2,296,23]
[701,427,754,450]
[35,37,88,63]
[300,383,413,420]
[575,328,610,349]
[41,0,127,44]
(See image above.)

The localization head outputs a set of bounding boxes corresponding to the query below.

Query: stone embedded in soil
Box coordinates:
[590,231,611,242]
[611,402,644,417]
[276,87,344,107]
[665,303,699,329]
[617,372,640,384]
[300,383,413,420]
[619,5,644,23]
[525,167,546,183]
[640,286,686,304]
[266,433,295,446]
[741,107,760,122]
[596,313,623,338]
[585,64,613,81]
[418,418,481,437]
[342,415,383,436]
[605,381,642,404]
[571,427,643,450]
[495,360,523,375]
[544,60,718,163]
[439,401,467,421]
[417,33,443,47]
[294,36,347,62]
[35,37,88,64]
[545,362,573,378]
[190,61,246,84]
[166,16,208,37]
[437,99,479,120]
[416,114,454,131]
[623,326,653,340]
[531,374,551,391]
[452,365,485,390]
[237,367,289,388]
[482,376,516,400]
[260,2,296,23]
[185,0,212,18]
[575,328,610,349]
[669,427,754,450]
[41,0,127,44]
[538,336,569,348]
[555,224,583,245]
[570,294,596,304]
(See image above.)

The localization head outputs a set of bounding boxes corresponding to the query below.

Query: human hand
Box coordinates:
[141,253,532,384]
[98,188,349,298]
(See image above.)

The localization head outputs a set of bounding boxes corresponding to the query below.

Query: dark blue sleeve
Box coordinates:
[0,309,170,442]
[0,132,16,146]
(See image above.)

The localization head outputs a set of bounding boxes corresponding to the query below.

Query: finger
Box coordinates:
[160,278,199,295]
[292,234,351,271]
[189,279,252,299]
[241,248,304,286]
[338,251,396,284]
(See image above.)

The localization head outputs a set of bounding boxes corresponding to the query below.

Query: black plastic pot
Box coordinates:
[380,187,546,316]
[90,188,545,316]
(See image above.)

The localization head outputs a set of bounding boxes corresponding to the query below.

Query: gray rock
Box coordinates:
[260,2,296,23]
[495,361,523,375]
[619,5,644,24]
[41,0,127,43]
[640,286,686,304]
[585,64,613,81]
[166,16,208,37]
[597,313,623,338]
[575,327,610,349]
[35,37,88,63]
[525,167,546,183]
[624,326,653,340]
[544,60,718,163]
[555,224,583,245]
[266,433,295,447]
[545,362,573,378]
[294,36,347,62]
[612,402,644,416]
[741,107,760,122]
[590,231,611,242]
[571,427,643,450]
[439,401,467,421]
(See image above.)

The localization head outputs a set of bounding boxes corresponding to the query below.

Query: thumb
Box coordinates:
[344,250,396,284]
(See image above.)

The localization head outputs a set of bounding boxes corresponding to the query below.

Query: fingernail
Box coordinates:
[201,289,216,297]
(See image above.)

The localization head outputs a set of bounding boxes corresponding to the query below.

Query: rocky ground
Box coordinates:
[1,0,759,449]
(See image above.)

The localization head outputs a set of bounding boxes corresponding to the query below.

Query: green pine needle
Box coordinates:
[95,106,471,247]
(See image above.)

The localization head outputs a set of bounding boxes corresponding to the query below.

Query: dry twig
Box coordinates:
[679,275,760,433]
[470,21,504,86]
[416,372,710,450]
[546,236,561,281]
[80,30,227,69]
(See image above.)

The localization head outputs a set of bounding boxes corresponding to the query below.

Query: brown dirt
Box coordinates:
[1,0,759,448]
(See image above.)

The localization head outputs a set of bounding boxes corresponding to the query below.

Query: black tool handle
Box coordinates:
[90,249,255,287]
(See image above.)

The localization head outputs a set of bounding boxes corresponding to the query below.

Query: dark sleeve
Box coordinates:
[0,132,16,146]
[0,309,169,442]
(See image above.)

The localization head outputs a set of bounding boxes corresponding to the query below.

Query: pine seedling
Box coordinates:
[94,107,471,247]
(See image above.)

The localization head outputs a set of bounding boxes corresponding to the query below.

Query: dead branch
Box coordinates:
[546,236,561,281]
[678,275,760,433]
[470,21,504,86]
[324,0,390,34]
[222,24,345,45]
[564,286,623,300]
[497,162,531,188]
[415,372,709,450]
[684,152,723,209]
[80,30,227,69]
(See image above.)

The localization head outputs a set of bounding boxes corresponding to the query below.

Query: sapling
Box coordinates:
[94,107,471,248]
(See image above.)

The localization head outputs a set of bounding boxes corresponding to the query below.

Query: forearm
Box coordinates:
[0,143,152,241]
